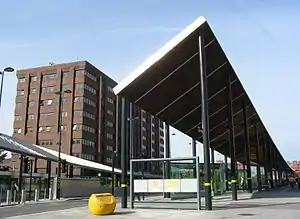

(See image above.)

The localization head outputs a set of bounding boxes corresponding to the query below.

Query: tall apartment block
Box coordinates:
[11,61,164,176]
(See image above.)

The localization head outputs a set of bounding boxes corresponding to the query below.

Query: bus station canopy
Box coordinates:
[114,16,292,172]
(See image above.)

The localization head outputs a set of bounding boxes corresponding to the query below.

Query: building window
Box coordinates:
[28,114,35,120]
[13,128,22,134]
[107,86,114,92]
[83,111,95,120]
[60,125,67,131]
[75,70,85,77]
[106,133,113,139]
[72,139,81,144]
[74,110,82,116]
[107,97,114,104]
[72,124,81,131]
[106,158,112,163]
[38,126,54,132]
[106,145,113,151]
[41,99,54,106]
[61,111,68,117]
[17,90,25,96]
[31,76,38,81]
[16,102,25,109]
[38,140,53,146]
[74,97,82,103]
[30,88,37,94]
[61,98,68,104]
[82,139,95,147]
[42,73,57,81]
[40,112,54,119]
[75,83,96,94]
[63,71,69,78]
[83,97,96,107]
[26,127,34,132]
[107,110,113,116]
[41,86,55,93]
[106,121,113,128]
[14,115,23,121]
[83,125,95,134]
[18,78,26,83]
[29,101,36,107]
[62,84,70,91]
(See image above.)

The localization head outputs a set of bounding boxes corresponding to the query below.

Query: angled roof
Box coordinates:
[0,133,121,173]
[113,16,291,172]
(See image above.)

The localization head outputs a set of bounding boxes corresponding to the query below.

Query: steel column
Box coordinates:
[164,124,171,198]
[262,136,269,189]
[211,149,215,193]
[46,160,51,197]
[254,123,262,191]
[120,97,128,208]
[18,155,24,203]
[267,140,274,188]
[111,95,119,195]
[199,34,212,210]
[242,101,252,193]
[192,139,197,178]
[224,156,229,191]
[227,73,237,200]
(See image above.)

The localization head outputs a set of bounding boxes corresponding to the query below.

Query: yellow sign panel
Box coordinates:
[167,180,179,188]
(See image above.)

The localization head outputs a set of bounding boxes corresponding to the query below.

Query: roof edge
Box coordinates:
[113,16,207,95]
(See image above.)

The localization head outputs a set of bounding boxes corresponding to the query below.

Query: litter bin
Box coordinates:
[88,193,116,215]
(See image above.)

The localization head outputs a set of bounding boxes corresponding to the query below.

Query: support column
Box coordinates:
[192,139,197,178]
[262,136,269,189]
[211,149,215,193]
[120,97,128,208]
[199,34,212,210]
[164,124,171,198]
[242,101,252,193]
[46,160,51,197]
[224,156,229,191]
[254,123,262,191]
[268,141,274,188]
[112,95,119,195]
[227,73,237,200]
[18,155,24,203]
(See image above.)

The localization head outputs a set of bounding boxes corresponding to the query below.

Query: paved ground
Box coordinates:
[2,187,300,219]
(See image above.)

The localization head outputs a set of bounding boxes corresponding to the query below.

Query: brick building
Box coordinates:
[11,61,164,176]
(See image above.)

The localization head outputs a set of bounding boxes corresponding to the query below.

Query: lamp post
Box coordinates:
[54,89,72,200]
[0,67,14,108]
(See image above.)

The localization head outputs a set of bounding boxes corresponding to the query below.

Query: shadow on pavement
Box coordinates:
[250,188,300,199]
[114,211,136,215]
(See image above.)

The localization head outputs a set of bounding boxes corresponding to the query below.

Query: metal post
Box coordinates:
[196,156,201,211]
[211,149,215,193]
[0,71,4,108]
[199,34,212,210]
[192,139,197,178]
[129,103,133,159]
[18,155,24,203]
[227,73,237,200]
[120,97,128,208]
[29,159,33,200]
[129,160,134,208]
[267,140,273,188]
[242,101,252,193]
[112,95,119,195]
[46,160,51,197]
[224,156,229,191]
[262,136,269,189]
[164,124,171,198]
[254,123,262,191]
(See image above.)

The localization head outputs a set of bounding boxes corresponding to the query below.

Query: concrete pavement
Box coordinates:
[3,187,300,219]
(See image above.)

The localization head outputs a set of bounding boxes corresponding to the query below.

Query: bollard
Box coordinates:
[34,189,39,202]
[21,190,25,204]
[49,188,53,200]
[13,190,17,203]
[6,190,11,205]
[43,189,47,200]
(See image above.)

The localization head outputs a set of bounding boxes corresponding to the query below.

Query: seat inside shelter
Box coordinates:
[113,16,291,173]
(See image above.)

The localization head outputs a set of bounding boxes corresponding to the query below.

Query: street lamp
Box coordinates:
[54,89,72,200]
[0,66,14,108]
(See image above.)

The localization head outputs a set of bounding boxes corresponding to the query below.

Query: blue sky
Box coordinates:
[0,0,299,161]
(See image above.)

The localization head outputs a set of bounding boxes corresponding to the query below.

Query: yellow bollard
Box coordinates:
[88,193,116,215]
